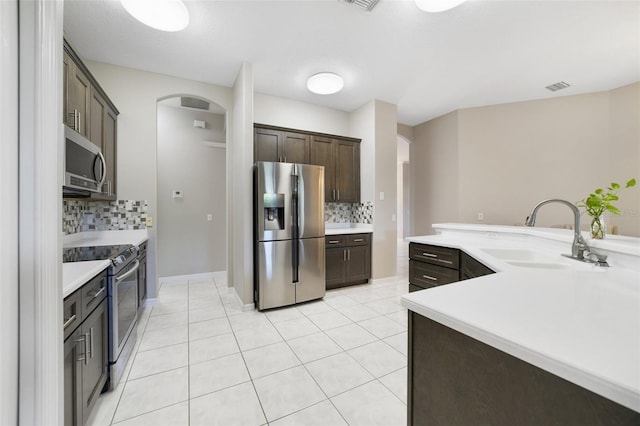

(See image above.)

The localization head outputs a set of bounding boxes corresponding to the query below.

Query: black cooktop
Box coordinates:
[63,244,133,263]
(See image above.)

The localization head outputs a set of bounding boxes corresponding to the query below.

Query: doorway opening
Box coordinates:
[397,135,410,275]
[156,95,227,280]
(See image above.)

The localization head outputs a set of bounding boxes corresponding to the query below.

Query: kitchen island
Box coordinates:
[401,224,640,425]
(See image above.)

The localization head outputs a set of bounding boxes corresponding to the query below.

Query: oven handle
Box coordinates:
[115,260,140,282]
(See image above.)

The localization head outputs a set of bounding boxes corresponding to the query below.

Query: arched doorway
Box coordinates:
[156,95,228,279]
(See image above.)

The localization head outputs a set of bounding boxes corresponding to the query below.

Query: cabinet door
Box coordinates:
[310,136,335,202]
[346,244,370,282]
[64,329,83,426]
[89,88,106,148]
[81,299,108,425]
[68,61,91,137]
[102,105,117,198]
[325,247,346,288]
[335,139,360,203]
[63,51,72,129]
[254,128,281,162]
[281,132,310,164]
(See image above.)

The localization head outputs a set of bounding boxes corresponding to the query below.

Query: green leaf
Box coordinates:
[627,178,636,188]
[610,182,620,190]
[606,205,621,215]
[594,188,603,194]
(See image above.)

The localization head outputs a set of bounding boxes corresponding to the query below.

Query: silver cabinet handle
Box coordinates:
[422,252,438,258]
[76,335,87,364]
[90,286,106,300]
[343,250,347,262]
[337,190,340,201]
[347,249,351,261]
[328,240,340,244]
[332,189,336,201]
[422,275,438,281]
[77,111,81,134]
[89,328,94,359]
[353,238,363,242]
[437,259,453,265]
[63,314,77,330]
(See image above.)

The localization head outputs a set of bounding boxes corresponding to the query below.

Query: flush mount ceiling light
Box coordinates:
[120,0,189,32]
[306,72,344,95]
[414,0,467,13]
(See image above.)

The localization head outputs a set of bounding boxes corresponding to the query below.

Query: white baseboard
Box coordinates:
[159,271,223,285]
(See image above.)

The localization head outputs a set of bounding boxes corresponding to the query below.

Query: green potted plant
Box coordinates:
[576,178,636,239]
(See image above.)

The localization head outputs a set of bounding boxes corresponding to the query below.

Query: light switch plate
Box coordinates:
[145,217,153,227]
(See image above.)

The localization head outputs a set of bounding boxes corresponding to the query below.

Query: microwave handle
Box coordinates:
[95,151,107,188]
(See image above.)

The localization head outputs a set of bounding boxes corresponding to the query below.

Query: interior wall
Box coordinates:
[372,100,398,278]
[84,61,233,297]
[231,62,254,307]
[0,1,19,423]
[348,101,375,204]
[410,83,640,237]
[254,93,350,136]
[157,104,226,277]
[411,111,460,235]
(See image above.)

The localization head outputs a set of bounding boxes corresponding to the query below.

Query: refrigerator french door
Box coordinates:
[254,162,325,310]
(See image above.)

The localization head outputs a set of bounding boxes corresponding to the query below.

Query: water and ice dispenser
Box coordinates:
[263,193,285,230]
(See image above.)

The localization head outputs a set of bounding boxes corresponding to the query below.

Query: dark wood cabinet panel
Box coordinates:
[409,242,493,291]
[309,135,335,201]
[254,126,311,164]
[137,242,148,311]
[335,140,360,203]
[254,127,281,163]
[281,132,310,164]
[64,269,109,426]
[64,38,118,201]
[408,312,639,425]
[326,233,371,289]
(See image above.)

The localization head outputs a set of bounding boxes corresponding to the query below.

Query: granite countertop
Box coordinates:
[401,223,640,412]
[325,223,373,235]
[62,230,149,298]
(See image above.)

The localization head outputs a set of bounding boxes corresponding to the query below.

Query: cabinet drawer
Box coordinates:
[410,243,459,269]
[325,235,346,248]
[347,233,370,246]
[410,260,459,288]
[63,291,82,340]
[81,270,108,317]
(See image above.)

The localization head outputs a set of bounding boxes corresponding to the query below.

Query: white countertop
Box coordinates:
[402,224,640,412]
[63,230,149,298]
[325,223,373,235]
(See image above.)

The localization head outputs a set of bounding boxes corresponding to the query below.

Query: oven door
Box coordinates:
[109,259,139,361]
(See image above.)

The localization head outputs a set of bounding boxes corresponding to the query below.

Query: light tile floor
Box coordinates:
[88,247,410,426]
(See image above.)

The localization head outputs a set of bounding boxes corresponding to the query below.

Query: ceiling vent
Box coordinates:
[341,0,381,12]
[180,97,210,110]
[545,81,571,92]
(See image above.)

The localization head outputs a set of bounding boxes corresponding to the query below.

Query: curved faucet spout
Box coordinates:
[525,199,589,260]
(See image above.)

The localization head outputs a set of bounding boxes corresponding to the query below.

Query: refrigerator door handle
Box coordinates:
[291,172,300,284]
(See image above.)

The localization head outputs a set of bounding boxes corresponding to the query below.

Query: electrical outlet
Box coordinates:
[145,217,153,227]
[207,214,213,221]
[477,212,484,221]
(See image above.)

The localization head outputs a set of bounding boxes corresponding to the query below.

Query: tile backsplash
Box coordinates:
[63,199,148,235]
[325,201,373,224]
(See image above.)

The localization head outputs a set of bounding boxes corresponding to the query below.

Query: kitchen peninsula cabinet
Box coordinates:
[409,243,494,292]
[63,269,109,426]
[325,233,371,289]
[254,125,310,164]
[64,38,119,200]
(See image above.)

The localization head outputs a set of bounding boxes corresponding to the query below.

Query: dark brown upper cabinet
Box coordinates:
[254,124,361,203]
[254,126,310,164]
[311,136,360,203]
[64,38,119,200]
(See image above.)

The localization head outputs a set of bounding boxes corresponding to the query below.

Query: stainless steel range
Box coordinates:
[63,244,140,389]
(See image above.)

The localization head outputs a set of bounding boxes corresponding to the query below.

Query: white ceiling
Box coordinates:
[63,0,640,126]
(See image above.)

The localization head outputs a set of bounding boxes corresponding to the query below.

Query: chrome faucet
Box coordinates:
[525,199,608,266]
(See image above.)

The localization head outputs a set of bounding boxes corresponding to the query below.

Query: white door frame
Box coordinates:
[18,0,64,424]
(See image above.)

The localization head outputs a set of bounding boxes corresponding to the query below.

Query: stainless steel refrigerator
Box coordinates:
[254,161,326,310]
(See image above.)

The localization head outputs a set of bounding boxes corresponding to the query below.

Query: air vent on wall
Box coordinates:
[545,81,571,92]
[341,0,381,12]
[180,96,210,110]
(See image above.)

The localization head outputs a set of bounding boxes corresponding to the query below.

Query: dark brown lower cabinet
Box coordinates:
[64,270,109,426]
[408,312,640,425]
[326,233,371,289]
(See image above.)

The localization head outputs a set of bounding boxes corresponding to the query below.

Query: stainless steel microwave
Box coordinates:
[64,126,105,193]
